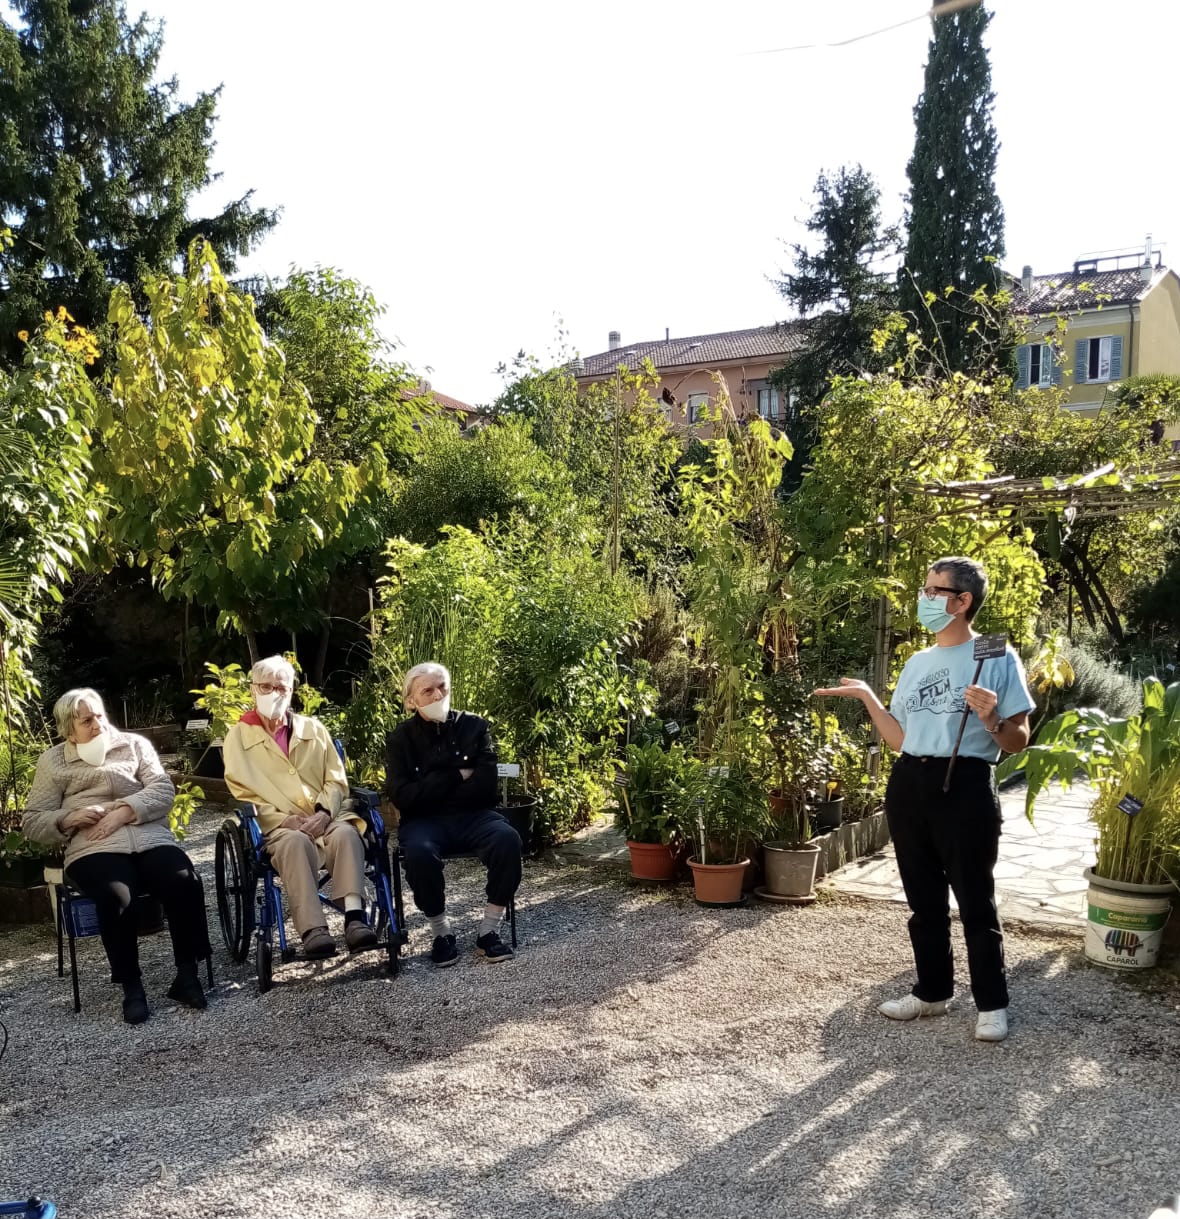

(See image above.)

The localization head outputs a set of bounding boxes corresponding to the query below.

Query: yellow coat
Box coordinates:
[222,714,360,839]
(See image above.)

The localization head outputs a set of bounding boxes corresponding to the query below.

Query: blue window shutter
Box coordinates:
[1109,335,1124,380]
[1074,338,1089,385]
[1050,348,1063,386]
[1016,344,1030,389]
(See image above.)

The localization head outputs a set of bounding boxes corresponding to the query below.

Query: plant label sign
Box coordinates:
[496,763,520,779]
[972,633,1008,662]
[707,765,730,779]
[1118,795,1145,818]
[184,719,210,732]
[663,720,681,736]
[612,772,629,788]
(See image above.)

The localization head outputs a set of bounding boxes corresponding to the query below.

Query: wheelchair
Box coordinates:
[213,784,407,992]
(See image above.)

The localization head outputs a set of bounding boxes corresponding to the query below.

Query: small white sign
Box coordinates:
[707,765,730,779]
[497,763,520,778]
[184,719,210,732]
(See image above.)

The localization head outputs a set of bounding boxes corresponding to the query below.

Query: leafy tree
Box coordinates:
[388,413,580,546]
[901,2,1005,371]
[773,166,900,409]
[258,267,424,467]
[0,307,99,685]
[0,0,278,363]
[96,241,379,658]
[494,360,682,581]
[772,165,900,483]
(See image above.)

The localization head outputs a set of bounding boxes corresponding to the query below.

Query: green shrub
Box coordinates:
[1034,639,1142,727]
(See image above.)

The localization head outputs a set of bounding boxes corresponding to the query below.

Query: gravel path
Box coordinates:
[2,809,1179,1219]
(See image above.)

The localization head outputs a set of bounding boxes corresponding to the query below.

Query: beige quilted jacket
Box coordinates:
[22,730,178,867]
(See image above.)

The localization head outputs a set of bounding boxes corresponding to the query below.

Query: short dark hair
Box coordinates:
[930,556,987,622]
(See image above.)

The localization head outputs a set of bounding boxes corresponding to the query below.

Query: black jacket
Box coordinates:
[384,710,498,820]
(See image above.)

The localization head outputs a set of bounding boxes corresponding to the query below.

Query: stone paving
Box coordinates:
[823,780,1097,931]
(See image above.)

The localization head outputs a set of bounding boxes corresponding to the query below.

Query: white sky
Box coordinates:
[135,0,1179,405]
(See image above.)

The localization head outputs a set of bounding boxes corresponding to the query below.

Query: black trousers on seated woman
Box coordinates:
[65,845,211,984]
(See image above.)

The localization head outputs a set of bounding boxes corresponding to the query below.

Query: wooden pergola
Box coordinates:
[908,459,1180,522]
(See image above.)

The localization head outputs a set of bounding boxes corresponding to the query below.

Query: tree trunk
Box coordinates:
[1070,542,1124,644]
[245,628,260,667]
[313,619,331,689]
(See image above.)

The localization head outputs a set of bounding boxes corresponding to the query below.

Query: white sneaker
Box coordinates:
[975,1008,1009,1042]
[878,994,949,1021]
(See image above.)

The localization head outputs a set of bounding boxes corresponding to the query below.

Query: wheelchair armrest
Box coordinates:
[346,787,385,837]
[236,802,259,821]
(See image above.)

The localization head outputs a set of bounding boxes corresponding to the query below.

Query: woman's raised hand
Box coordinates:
[813,678,873,700]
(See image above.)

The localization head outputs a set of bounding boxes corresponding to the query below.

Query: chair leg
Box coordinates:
[205,954,214,988]
[508,895,517,949]
[67,919,82,1014]
[56,886,65,978]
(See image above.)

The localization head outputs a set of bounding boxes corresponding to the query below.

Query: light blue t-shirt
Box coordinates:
[890,639,1036,762]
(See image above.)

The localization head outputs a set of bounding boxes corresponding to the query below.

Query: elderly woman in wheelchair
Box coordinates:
[222,655,380,962]
[23,688,211,1024]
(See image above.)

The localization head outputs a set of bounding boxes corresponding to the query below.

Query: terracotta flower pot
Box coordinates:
[687,857,749,905]
[626,841,678,881]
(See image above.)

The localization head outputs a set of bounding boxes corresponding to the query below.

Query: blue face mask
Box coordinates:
[917,595,958,634]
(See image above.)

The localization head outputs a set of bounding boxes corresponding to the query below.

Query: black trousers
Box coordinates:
[885,754,1009,1012]
[399,810,522,918]
[66,846,212,986]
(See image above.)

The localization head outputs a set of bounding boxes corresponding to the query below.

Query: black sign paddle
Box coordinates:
[943,633,1008,792]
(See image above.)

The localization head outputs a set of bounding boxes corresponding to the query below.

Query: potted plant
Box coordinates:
[687,761,768,905]
[1000,677,1180,970]
[188,662,254,778]
[614,741,689,881]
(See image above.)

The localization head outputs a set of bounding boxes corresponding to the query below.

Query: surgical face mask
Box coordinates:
[417,695,451,723]
[917,595,958,635]
[74,732,109,767]
[255,690,290,720]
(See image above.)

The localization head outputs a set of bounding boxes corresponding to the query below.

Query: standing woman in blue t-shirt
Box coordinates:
[814,556,1035,1043]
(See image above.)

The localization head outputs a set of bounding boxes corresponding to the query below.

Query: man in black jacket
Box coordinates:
[384,662,522,966]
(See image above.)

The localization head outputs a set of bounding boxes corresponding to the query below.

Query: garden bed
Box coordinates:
[811,809,890,880]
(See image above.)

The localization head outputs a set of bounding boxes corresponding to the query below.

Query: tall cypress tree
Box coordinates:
[901,2,1005,371]
[0,0,278,363]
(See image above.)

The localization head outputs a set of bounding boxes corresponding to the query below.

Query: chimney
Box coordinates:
[1021,265,1033,293]
[608,330,621,351]
[1142,233,1155,284]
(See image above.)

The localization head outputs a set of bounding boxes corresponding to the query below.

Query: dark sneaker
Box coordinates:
[475,930,514,962]
[301,926,337,960]
[344,919,379,953]
[430,933,459,967]
[122,983,150,1025]
[166,969,208,1010]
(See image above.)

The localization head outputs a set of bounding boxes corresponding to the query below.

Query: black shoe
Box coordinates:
[475,930,514,962]
[166,965,208,1010]
[122,982,150,1025]
[301,926,337,959]
[345,919,379,953]
[430,934,459,967]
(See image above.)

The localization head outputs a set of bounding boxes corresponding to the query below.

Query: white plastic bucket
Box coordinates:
[1084,876,1173,970]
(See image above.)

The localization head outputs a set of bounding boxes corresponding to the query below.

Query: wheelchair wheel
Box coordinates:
[214,819,256,963]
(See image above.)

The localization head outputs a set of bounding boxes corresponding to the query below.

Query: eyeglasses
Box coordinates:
[253,682,291,696]
[920,585,963,601]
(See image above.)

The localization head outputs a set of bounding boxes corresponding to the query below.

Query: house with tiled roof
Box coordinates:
[403,380,483,429]
[572,322,811,427]
[1009,239,1180,421]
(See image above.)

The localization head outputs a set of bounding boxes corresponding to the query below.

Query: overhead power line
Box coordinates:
[744,0,983,56]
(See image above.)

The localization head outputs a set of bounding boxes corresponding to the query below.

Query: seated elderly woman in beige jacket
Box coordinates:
[23,687,211,1025]
[222,655,377,959]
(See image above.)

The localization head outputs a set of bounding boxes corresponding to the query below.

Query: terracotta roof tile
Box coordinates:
[1010,268,1160,314]
[576,322,811,377]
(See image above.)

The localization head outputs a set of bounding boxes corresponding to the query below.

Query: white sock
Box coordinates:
[479,904,505,938]
[427,912,452,939]
[343,894,363,913]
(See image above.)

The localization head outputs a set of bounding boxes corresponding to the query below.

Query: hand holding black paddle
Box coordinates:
[943,633,1008,792]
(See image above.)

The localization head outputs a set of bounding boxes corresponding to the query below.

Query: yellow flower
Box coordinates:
[16,329,28,342]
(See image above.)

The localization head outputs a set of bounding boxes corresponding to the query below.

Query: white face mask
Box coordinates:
[75,733,109,767]
[255,691,290,720]
[417,695,451,722]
